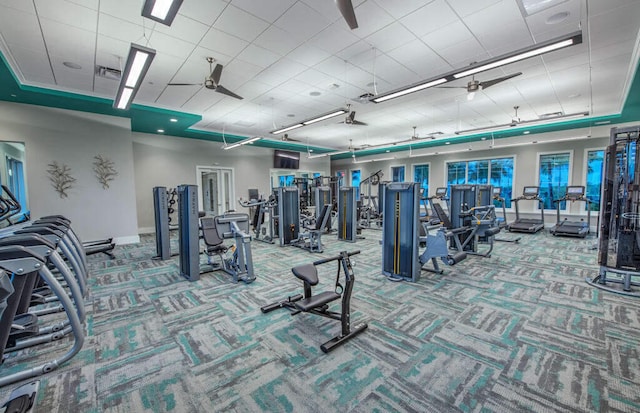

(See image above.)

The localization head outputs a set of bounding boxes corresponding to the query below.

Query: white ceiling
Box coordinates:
[0,0,639,151]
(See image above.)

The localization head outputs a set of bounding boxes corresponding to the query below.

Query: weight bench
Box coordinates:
[261,251,368,353]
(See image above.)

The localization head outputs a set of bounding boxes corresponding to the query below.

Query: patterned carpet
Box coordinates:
[1,227,640,412]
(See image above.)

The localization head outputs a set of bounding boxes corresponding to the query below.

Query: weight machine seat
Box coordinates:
[484,227,501,237]
[295,291,341,312]
[200,217,227,254]
[292,263,319,285]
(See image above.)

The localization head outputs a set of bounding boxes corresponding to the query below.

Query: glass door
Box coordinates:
[196,166,234,216]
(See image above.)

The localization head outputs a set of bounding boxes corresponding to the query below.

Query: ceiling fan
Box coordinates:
[336,0,358,30]
[167,57,243,100]
[438,72,522,101]
[338,104,367,126]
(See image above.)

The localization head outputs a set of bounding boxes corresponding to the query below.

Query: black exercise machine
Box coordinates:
[237,196,276,244]
[261,250,368,353]
[549,186,592,237]
[291,204,332,253]
[507,186,545,233]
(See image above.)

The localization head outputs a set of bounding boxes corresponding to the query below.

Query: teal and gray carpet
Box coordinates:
[1,228,639,412]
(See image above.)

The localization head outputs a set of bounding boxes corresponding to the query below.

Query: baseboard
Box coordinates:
[114,235,140,245]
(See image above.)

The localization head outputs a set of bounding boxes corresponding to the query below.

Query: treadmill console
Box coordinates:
[435,187,447,197]
[523,186,540,197]
[566,186,585,200]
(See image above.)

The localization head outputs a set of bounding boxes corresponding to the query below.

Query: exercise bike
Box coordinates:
[261,250,368,353]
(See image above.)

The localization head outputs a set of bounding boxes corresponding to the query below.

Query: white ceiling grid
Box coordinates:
[0,0,637,150]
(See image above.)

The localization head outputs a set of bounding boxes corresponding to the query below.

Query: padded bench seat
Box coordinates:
[294,291,340,312]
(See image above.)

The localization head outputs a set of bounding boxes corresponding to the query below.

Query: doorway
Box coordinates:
[196,166,234,216]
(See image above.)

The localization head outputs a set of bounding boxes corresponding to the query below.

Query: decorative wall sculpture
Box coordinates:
[47,161,76,198]
[93,155,118,189]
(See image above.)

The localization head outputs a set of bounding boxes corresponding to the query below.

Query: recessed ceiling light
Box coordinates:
[481,137,487,140]
[157,129,165,133]
[385,150,390,153]
[169,118,178,122]
[309,91,321,96]
[287,114,295,117]
[10,94,16,98]
[523,130,530,134]
[63,61,82,69]
[329,83,340,89]
[445,142,451,145]
[546,11,570,24]
[309,149,314,152]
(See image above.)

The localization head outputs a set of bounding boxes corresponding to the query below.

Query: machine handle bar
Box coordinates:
[313,250,360,266]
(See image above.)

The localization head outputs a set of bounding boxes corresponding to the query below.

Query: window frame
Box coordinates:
[390,164,406,182]
[583,146,606,213]
[411,161,430,197]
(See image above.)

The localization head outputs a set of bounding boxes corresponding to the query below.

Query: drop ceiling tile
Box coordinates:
[180,88,225,112]
[223,58,264,85]
[95,34,130,68]
[178,0,228,25]
[99,0,144,25]
[236,44,281,68]
[133,83,166,105]
[149,30,196,59]
[315,56,350,79]
[463,2,531,54]
[0,0,35,13]
[4,44,54,84]
[286,44,331,67]
[255,67,289,87]
[347,0,394,38]
[386,39,448,78]
[35,0,97,32]
[93,75,118,95]
[589,0,639,16]
[152,14,209,45]
[231,0,296,23]
[274,2,331,42]
[370,54,421,88]
[335,41,375,66]
[400,0,458,38]
[0,7,47,52]
[446,0,502,17]
[98,13,145,43]
[365,22,416,54]
[266,58,308,80]
[213,5,269,42]
[422,21,474,54]
[67,0,99,10]
[53,66,94,91]
[200,28,248,59]
[294,68,338,89]
[437,37,487,68]
[40,19,95,62]
[155,83,202,107]
[253,25,302,56]
[309,21,359,55]
[588,2,640,49]
[374,0,435,19]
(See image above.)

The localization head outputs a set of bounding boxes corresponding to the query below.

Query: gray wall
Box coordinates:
[132,133,330,231]
[0,102,139,243]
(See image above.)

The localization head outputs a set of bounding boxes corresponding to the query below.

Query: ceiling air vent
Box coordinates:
[95,65,122,81]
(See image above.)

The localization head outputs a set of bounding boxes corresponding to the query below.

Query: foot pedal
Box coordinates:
[2,381,40,413]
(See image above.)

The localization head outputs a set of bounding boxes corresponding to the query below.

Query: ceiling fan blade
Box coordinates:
[211,63,224,85]
[351,120,367,126]
[167,83,203,86]
[336,0,358,29]
[215,85,243,100]
[479,72,522,90]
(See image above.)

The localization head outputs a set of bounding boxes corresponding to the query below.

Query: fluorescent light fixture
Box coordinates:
[307,150,351,159]
[141,0,184,26]
[455,111,589,135]
[453,32,582,79]
[370,31,581,104]
[302,109,348,125]
[113,43,156,111]
[270,108,347,134]
[371,78,447,103]
[271,124,303,135]
[223,136,262,150]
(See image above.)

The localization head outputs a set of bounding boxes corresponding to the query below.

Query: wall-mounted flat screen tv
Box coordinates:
[274,150,300,169]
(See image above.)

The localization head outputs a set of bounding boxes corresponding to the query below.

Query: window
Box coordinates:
[467,160,489,184]
[490,158,514,208]
[539,152,570,209]
[336,170,345,187]
[6,157,26,211]
[413,164,429,197]
[351,169,361,200]
[391,165,405,182]
[278,175,294,187]
[586,150,604,211]
[446,157,514,207]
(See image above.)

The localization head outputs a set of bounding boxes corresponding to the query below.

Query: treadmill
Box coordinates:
[507,186,545,233]
[549,186,592,238]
